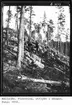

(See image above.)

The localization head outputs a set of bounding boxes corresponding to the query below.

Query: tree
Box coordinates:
[14,6,18,32]
[29,6,32,37]
[47,19,54,41]
[29,6,35,38]
[56,6,66,54]
[46,19,54,49]
[65,28,69,56]
[42,11,47,27]
[17,6,25,68]
[6,6,12,46]
[14,6,20,61]
[42,11,47,34]
[14,6,30,65]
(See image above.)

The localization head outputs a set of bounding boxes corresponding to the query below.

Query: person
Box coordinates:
[27,39,33,56]
[35,41,39,53]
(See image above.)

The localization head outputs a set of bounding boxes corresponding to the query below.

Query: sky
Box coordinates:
[3,6,70,42]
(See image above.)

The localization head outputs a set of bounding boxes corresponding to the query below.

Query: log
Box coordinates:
[18,75,62,86]
[7,45,15,48]
[6,45,18,53]
[59,59,69,67]
[25,51,44,68]
[54,67,65,74]
[4,48,17,57]
[51,53,69,67]
[48,46,69,62]
[8,39,18,44]
[57,58,69,67]
[34,61,44,68]
[11,49,18,53]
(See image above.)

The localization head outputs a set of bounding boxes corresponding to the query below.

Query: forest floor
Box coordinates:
[3,47,70,95]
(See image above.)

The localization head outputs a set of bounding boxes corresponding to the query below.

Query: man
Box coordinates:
[28,39,33,56]
[35,41,39,54]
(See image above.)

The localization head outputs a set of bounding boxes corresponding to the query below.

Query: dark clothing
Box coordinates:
[35,41,39,52]
[28,41,34,57]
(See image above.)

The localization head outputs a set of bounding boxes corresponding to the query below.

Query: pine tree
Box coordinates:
[43,11,47,27]
[65,28,69,56]
[29,6,35,39]
[14,6,18,32]
[6,6,12,46]
[14,6,19,61]
[17,6,25,68]
[29,6,32,37]
[56,6,66,54]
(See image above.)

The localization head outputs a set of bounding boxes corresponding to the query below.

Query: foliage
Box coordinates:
[57,6,66,38]
[6,7,13,26]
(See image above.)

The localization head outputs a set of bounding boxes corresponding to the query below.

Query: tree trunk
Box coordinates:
[65,41,68,56]
[18,75,62,85]
[6,6,10,46]
[29,6,32,37]
[17,6,25,68]
[65,34,68,56]
[16,6,19,63]
[60,42,64,54]
[57,25,60,55]
[16,6,18,32]
[47,25,50,58]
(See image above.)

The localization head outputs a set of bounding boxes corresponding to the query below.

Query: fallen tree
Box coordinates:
[17,75,62,86]
[4,47,44,69]
[25,51,44,68]
[4,48,17,57]
[17,74,70,87]
[54,67,65,74]
[49,47,69,67]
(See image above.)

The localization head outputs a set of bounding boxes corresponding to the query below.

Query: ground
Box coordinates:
[3,48,70,95]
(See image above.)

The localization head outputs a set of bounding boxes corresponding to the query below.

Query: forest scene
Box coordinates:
[2,5,70,95]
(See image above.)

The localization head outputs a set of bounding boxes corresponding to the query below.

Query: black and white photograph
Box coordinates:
[1,1,70,96]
